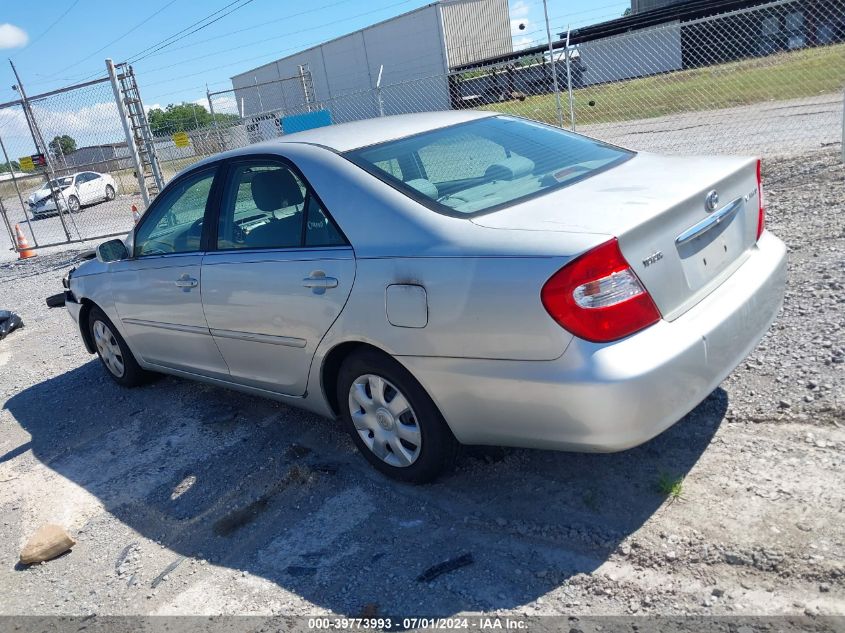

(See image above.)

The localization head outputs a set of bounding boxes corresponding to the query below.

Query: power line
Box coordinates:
[47,0,182,82]
[24,0,81,49]
[137,0,366,62]
[26,0,257,90]
[128,0,257,64]
[137,0,436,77]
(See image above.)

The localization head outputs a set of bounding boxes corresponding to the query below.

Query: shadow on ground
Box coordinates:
[5,360,726,615]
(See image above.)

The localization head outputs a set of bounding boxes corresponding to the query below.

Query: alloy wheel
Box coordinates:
[348,374,422,468]
[92,320,125,378]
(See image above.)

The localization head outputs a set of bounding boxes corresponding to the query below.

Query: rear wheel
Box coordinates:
[88,306,154,387]
[67,195,80,213]
[337,349,459,483]
[105,185,115,201]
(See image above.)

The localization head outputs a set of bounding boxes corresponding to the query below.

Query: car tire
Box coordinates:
[88,306,154,387]
[105,185,115,201]
[67,195,80,213]
[337,348,459,484]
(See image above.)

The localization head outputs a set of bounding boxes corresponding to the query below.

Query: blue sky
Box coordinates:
[0,0,628,156]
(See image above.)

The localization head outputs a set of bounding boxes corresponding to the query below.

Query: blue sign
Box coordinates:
[281,110,332,134]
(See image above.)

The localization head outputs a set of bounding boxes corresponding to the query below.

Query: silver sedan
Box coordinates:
[64,111,786,482]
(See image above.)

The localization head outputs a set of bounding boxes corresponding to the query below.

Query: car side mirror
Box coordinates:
[96,238,129,263]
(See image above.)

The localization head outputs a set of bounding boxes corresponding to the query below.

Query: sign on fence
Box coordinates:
[172,131,191,147]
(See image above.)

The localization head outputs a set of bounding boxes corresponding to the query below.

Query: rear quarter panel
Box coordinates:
[325,256,576,361]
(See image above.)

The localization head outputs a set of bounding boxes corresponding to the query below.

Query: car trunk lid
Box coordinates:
[471,152,762,321]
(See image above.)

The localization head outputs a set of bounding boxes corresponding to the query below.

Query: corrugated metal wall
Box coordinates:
[230,4,452,119]
[229,0,512,120]
[439,0,512,67]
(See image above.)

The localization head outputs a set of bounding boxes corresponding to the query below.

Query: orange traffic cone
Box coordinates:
[131,204,141,224]
[14,224,36,259]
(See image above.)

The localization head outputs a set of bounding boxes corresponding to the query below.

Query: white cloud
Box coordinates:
[0,101,126,154]
[204,94,239,116]
[513,35,536,51]
[0,23,28,49]
[31,101,123,139]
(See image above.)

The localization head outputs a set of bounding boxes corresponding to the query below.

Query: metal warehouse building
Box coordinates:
[229,0,511,125]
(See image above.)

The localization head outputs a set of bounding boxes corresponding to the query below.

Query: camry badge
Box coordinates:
[642,251,663,268]
[705,189,719,212]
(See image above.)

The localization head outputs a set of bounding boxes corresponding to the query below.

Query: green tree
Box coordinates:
[49,134,77,158]
[0,160,20,173]
[147,102,237,136]
[622,7,632,16]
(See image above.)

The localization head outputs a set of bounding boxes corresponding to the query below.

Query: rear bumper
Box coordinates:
[400,231,787,452]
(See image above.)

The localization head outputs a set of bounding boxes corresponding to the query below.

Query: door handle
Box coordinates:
[174,274,198,288]
[302,276,338,289]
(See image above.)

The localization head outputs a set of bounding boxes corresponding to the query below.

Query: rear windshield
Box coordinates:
[344,116,633,216]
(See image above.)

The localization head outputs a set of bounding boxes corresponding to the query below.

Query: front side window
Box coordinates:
[217,160,345,250]
[344,116,633,216]
[134,168,215,256]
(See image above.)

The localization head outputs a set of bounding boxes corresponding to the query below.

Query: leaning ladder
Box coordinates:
[116,63,164,199]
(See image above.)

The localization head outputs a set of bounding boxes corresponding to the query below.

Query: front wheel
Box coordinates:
[67,195,80,213]
[105,185,115,201]
[337,349,459,483]
[88,306,154,387]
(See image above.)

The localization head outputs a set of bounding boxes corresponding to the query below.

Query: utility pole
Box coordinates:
[9,59,74,241]
[543,0,564,128]
[9,60,42,156]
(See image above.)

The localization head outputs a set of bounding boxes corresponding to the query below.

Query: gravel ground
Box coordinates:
[0,150,842,618]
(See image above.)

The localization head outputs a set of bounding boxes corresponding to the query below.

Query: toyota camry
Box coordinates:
[63,111,786,482]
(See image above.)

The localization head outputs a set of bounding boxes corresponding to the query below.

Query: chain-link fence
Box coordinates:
[191,0,844,164]
[3,0,843,258]
[0,75,144,255]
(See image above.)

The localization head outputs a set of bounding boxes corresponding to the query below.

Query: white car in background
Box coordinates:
[28,171,117,218]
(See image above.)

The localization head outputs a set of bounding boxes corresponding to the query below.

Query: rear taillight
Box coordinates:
[756,158,765,241]
[541,238,661,343]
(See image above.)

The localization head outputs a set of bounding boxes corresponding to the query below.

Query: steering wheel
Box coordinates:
[139,240,173,256]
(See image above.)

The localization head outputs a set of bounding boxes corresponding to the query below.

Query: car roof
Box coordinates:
[253,110,496,153]
[183,111,498,177]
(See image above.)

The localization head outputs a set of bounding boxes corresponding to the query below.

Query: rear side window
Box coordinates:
[217,160,346,250]
[344,116,633,216]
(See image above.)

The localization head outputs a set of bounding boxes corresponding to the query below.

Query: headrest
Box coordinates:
[251,169,304,212]
[484,155,535,181]
[405,178,439,199]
